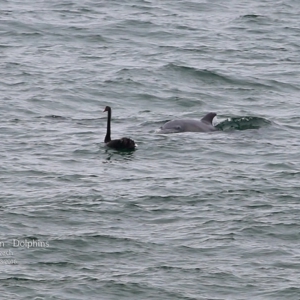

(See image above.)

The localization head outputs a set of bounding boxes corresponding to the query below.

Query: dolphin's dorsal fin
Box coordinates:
[201,112,217,124]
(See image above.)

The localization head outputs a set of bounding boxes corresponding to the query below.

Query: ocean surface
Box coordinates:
[1,0,300,299]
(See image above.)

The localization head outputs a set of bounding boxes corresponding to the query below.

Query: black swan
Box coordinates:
[103,106,136,150]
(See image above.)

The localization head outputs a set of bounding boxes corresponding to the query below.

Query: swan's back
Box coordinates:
[106,137,136,150]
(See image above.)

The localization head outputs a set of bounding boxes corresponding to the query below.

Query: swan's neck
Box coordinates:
[105,108,111,143]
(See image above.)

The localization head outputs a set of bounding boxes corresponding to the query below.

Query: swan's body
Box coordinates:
[104,106,136,150]
[157,112,218,133]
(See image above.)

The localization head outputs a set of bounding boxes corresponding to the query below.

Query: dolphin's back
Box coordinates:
[159,117,217,133]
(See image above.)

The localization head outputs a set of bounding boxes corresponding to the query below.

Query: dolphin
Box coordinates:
[157,112,218,134]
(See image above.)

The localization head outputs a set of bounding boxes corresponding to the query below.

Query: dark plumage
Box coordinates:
[103,106,136,151]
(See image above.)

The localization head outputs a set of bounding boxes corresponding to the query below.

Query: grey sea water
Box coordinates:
[1,0,300,299]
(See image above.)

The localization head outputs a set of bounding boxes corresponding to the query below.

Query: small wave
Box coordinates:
[162,63,230,82]
[43,115,67,120]
[240,14,264,19]
[160,63,274,89]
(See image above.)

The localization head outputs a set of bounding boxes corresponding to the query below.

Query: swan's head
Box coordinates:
[103,106,111,112]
